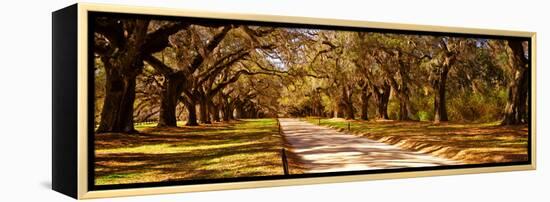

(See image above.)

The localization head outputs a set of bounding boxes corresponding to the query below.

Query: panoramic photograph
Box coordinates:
[92,16,530,186]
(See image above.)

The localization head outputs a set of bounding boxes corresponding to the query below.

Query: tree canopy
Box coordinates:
[93,18,530,133]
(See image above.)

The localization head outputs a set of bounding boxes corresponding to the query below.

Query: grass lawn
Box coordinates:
[95,119,301,185]
[304,117,528,164]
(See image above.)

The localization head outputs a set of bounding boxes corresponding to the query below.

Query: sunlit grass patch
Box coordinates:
[95,173,140,185]
[304,117,528,164]
[95,119,294,185]
[133,122,157,130]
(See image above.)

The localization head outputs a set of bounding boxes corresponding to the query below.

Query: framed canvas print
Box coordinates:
[52,3,536,199]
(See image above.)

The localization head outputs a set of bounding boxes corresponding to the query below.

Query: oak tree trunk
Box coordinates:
[96,62,139,133]
[395,61,412,121]
[199,98,211,124]
[222,103,231,121]
[374,83,391,120]
[398,93,410,121]
[340,86,354,120]
[209,100,220,122]
[433,67,449,124]
[235,102,244,119]
[228,105,235,120]
[157,75,184,127]
[501,40,529,125]
[185,100,199,126]
[334,104,344,118]
[360,87,371,120]
[95,20,149,133]
[344,103,355,120]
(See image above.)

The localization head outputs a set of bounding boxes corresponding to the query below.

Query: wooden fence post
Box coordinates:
[281,148,289,176]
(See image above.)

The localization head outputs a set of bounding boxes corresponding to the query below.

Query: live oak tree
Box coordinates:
[490,39,530,125]
[428,37,462,123]
[94,19,187,133]
[145,25,285,126]
[502,40,530,125]
[144,25,235,126]
[278,31,525,124]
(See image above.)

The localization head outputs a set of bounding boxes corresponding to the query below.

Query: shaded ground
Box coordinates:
[94,117,526,185]
[279,118,458,173]
[95,119,291,185]
[305,117,528,164]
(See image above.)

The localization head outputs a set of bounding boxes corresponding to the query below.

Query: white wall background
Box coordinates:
[0,0,547,201]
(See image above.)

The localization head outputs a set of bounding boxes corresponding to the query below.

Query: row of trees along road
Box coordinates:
[93,18,530,133]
